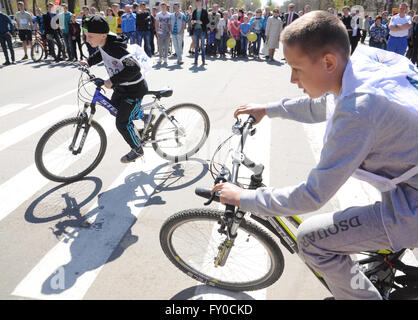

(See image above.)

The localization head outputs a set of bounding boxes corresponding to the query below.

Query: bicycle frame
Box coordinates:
[86,86,183,145]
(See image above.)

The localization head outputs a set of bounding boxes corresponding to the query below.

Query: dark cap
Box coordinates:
[82,14,110,34]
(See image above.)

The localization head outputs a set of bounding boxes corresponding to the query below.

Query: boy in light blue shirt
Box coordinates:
[170,3,188,64]
[240,15,251,57]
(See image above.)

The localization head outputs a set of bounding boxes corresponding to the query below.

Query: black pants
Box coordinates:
[350,35,359,54]
[111,89,147,150]
[0,33,15,62]
[47,30,63,59]
[71,37,83,60]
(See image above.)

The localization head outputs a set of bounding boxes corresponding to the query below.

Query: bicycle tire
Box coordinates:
[35,117,107,183]
[151,103,210,162]
[31,41,44,62]
[160,208,285,292]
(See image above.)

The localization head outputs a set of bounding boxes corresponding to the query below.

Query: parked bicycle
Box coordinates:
[160,115,418,299]
[34,66,210,183]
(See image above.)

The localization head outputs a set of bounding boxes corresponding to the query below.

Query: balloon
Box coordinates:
[226,38,236,48]
[247,32,257,42]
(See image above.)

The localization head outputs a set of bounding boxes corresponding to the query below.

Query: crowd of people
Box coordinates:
[1,2,418,67]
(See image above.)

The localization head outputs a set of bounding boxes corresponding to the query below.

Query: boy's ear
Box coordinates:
[322,53,338,74]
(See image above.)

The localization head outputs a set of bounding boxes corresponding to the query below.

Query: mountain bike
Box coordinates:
[159,115,418,299]
[34,66,210,183]
[31,31,59,62]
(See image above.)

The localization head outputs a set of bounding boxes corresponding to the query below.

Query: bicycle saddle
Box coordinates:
[146,88,173,98]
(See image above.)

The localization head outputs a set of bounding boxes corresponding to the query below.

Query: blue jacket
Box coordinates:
[0,12,14,35]
[121,13,136,33]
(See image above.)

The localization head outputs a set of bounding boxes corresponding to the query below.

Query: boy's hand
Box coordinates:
[104,79,113,89]
[234,103,267,124]
[211,182,243,207]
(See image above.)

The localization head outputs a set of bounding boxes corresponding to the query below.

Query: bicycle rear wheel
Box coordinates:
[31,41,44,62]
[160,209,285,292]
[151,103,210,162]
[35,117,107,183]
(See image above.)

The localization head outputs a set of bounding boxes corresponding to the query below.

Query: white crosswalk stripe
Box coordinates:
[0,103,30,118]
[0,105,77,152]
[0,113,115,223]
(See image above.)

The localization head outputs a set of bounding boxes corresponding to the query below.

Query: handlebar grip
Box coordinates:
[195,187,220,202]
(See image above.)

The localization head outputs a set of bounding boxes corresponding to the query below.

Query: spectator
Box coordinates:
[43,2,63,62]
[207,4,221,56]
[387,2,412,56]
[90,7,97,15]
[33,7,45,34]
[15,1,33,60]
[406,10,415,59]
[155,2,171,64]
[0,10,15,65]
[122,5,137,44]
[216,10,228,58]
[327,8,335,15]
[238,8,244,23]
[262,6,271,45]
[69,13,82,60]
[412,15,418,65]
[369,15,387,50]
[81,6,95,56]
[136,2,152,57]
[283,3,299,28]
[265,7,283,62]
[304,5,311,14]
[340,6,354,54]
[186,5,195,54]
[170,2,187,64]
[350,10,362,53]
[249,9,264,58]
[228,14,240,58]
[361,14,370,44]
[58,4,73,61]
[240,15,251,57]
[105,7,118,34]
[151,6,157,55]
[116,9,123,35]
[191,0,209,65]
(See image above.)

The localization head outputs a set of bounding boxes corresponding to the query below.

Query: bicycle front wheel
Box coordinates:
[151,103,210,162]
[160,209,285,292]
[35,117,107,183]
[31,41,44,62]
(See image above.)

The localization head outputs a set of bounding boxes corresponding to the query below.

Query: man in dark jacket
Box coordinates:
[136,2,152,57]
[0,11,15,65]
[191,0,209,65]
[283,3,299,28]
[43,2,64,61]
[82,15,148,163]
[412,16,418,66]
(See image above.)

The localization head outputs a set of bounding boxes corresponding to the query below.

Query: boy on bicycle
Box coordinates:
[212,10,418,299]
[80,14,148,163]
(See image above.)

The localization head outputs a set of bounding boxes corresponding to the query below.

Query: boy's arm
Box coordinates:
[87,50,102,66]
[240,94,375,216]
[265,95,327,123]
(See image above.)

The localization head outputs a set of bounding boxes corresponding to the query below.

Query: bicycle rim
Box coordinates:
[161,210,282,291]
[152,104,209,161]
[35,118,106,182]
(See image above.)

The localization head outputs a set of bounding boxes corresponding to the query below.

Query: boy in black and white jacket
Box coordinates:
[81,14,148,163]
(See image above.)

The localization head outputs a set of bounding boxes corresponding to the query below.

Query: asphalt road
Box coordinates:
[0,38,416,301]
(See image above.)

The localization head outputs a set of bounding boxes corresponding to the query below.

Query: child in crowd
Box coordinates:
[240,15,251,57]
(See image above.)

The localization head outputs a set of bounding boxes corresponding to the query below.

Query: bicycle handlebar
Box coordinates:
[79,66,105,88]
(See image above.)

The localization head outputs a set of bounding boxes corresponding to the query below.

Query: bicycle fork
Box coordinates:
[70,103,96,155]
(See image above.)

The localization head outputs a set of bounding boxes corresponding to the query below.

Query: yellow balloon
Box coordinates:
[227,38,236,48]
[247,32,257,42]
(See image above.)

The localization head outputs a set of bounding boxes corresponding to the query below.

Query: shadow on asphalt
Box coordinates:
[23,158,208,296]
[170,285,256,300]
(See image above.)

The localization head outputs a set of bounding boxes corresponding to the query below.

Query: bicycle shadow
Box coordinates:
[24,159,208,296]
[170,285,256,300]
